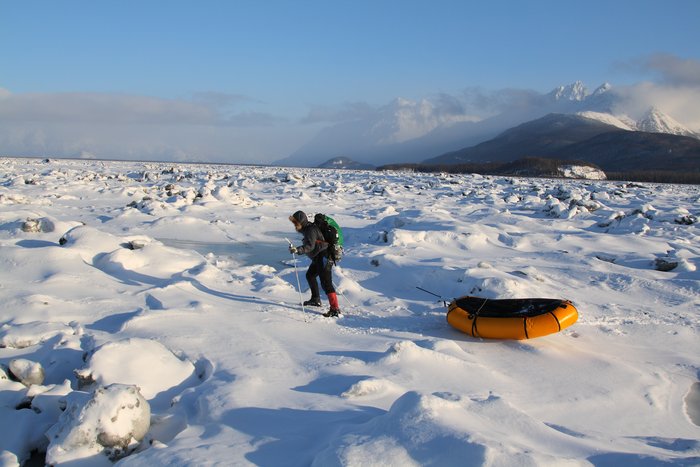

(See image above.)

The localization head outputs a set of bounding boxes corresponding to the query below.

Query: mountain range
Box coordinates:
[424,113,700,173]
[276,81,699,172]
[425,113,621,165]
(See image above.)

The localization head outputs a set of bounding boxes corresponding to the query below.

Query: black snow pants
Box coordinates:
[306,253,335,298]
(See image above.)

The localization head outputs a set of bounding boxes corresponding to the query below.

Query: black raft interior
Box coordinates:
[453,297,567,318]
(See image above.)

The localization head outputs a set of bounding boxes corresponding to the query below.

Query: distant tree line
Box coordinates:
[377,157,700,184]
[377,157,598,177]
[606,171,700,184]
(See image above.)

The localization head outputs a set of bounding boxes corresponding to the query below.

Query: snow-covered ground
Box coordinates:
[0,157,698,466]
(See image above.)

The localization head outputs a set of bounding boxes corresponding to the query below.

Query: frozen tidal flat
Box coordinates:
[0,157,699,465]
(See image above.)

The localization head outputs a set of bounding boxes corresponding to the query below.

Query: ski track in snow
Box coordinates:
[0,157,699,465]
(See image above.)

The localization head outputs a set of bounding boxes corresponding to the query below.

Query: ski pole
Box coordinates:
[332,280,356,309]
[286,238,305,313]
[416,286,449,308]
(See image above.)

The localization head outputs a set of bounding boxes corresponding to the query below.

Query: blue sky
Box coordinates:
[1,0,699,163]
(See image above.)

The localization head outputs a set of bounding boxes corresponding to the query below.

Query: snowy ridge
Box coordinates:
[578,107,697,137]
[568,83,696,137]
[575,111,636,131]
[1,157,699,465]
[637,107,698,137]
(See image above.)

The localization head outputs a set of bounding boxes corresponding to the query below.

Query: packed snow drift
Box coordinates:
[0,157,698,465]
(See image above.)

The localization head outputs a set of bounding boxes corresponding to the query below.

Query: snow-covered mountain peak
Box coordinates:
[547,80,611,103]
[591,82,612,97]
[637,107,696,137]
[549,81,588,101]
[576,106,698,138]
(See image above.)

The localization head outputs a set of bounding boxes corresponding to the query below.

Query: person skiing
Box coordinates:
[288,210,340,317]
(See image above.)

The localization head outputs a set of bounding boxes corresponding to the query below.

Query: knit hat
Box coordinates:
[289,210,307,231]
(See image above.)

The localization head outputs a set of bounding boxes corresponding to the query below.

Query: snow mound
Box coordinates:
[93,239,203,280]
[46,384,151,465]
[460,273,539,299]
[76,338,195,402]
[212,185,258,206]
[21,217,56,233]
[342,377,405,401]
[0,379,73,465]
[59,225,205,280]
[685,382,700,427]
[59,225,126,262]
[313,391,586,466]
[9,358,45,387]
[0,321,76,349]
[0,213,82,237]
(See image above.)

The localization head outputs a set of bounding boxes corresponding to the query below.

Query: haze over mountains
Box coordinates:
[278,81,699,170]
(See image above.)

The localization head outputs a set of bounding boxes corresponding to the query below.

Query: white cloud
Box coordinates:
[0,120,315,163]
[301,102,377,124]
[606,54,700,128]
[301,95,482,130]
[0,91,279,127]
[460,87,544,116]
[610,82,700,130]
[642,53,700,87]
[0,90,304,163]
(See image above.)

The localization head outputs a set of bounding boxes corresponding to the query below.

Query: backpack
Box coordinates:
[314,213,343,262]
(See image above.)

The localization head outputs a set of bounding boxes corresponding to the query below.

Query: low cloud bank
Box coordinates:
[1,54,699,164]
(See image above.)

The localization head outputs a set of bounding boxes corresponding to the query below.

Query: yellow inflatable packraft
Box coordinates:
[447,296,578,340]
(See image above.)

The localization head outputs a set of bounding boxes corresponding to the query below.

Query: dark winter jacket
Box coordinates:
[291,211,328,259]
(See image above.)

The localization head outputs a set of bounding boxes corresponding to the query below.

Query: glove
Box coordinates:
[289,245,298,254]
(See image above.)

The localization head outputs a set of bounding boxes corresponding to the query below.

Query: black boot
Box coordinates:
[323,307,340,318]
[304,297,322,307]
